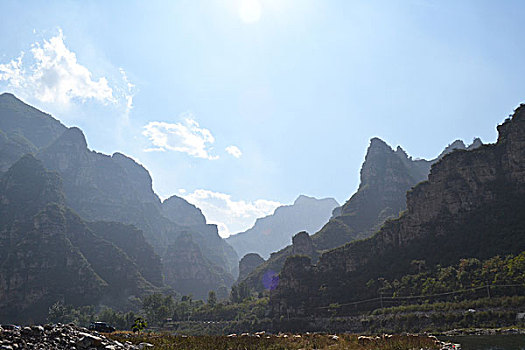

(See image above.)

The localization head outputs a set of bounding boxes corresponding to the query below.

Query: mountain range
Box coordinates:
[0,93,237,304]
[226,195,338,260]
[270,104,525,315]
[239,135,482,291]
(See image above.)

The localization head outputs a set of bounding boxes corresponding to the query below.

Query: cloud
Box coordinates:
[182,189,281,238]
[225,145,242,158]
[0,28,133,113]
[142,116,219,159]
[118,67,136,121]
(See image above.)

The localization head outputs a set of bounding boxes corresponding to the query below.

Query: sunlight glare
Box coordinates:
[239,0,262,23]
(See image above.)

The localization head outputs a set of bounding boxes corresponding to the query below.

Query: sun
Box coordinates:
[238,0,262,24]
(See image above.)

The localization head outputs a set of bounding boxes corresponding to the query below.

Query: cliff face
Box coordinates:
[241,137,475,291]
[36,127,238,291]
[162,234,234,299]
[0,93,66,171]
[238,253,265,282]
[0,93,238,299]
[227,195,338,259]
[0,156,157,323]
[272,105,525,312]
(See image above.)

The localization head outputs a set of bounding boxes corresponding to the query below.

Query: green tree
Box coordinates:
[132,317,147,333]
[142,293,175,326]
[207,291,217,307]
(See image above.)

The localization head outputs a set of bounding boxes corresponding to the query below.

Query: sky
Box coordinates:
[1,0,524,237]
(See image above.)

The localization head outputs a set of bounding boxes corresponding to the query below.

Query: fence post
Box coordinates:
[486,284,491,299]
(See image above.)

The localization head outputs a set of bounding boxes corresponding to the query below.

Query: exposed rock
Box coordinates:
[0,156,156,323]
[0,93,238,297]
[241,137,480,291]
[291,232,313,257]
[162,195,206,227]
[163,234,234,299]
[271,104,525,314]
[0,93,65,171]
[238,253,265,281]
[0,323,138,349]
[227,195,338,260]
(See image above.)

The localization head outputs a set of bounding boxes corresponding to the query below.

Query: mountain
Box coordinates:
[226,195,338,260]
[0,93,238,297]
[270,104,525,314]
[240,137,481,291]
[0,93,66,171]
[0,155,159,323]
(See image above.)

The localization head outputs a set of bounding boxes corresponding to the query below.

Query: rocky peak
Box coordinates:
[468,137,483,150]
[227,196,337,260]
[238,253,265,281]
[271,103,525,314]
[292,231,314,256]
[162,195,206,226]
[0,93,65,150]
[38,127,90,173]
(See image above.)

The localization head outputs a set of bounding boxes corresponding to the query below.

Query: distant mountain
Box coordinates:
[227,195,338,260]
[0,155,159,323]
[240,137,482,291]
[0,93,238,298]
[271,104,525,315]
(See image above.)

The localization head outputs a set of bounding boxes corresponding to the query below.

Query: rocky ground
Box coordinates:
[0,323,153,350]
[0,324,467,349]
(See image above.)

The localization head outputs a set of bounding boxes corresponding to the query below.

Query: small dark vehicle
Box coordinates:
[1,324,20,331]
[88,322,115,333]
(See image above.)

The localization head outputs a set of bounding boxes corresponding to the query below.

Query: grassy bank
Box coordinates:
[108,332,442,350]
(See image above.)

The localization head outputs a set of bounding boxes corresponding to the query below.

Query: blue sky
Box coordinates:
[1,0,524,237]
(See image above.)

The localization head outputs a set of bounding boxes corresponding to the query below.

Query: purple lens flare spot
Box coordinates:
[262,270,279,290]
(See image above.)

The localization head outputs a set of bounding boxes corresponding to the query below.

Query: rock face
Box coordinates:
[271,105,525,314]
[162,234,234,299]
[240,137,479,291]
[0,156,157,323]
[0,93,66,171]
[238,253,265,282]
[0,93,238,298]
[227,195,338,259]
[162,195,206,227]
[36,126,238,292]
[0,323,139,350]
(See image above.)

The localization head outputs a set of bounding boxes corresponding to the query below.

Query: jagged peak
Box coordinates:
[468,137,483,150]
[497,103,525,143]
[368,137,393,152]
[53,127,88,150]
[294,194,314,204]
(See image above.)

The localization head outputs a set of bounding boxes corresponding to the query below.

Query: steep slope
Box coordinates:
[0,94,238,296]
[0,93,66,171]
[241,138,476,291]
[271,104,525,314]
[88,221,164,287]
[36,128,238,296]
[162,234,234,299]
[0,155,157,323]
[227,195,338,259]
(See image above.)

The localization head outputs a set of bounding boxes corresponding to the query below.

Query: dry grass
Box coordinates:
[108,332,441,349]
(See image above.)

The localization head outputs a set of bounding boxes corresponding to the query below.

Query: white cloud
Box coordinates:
[118,67,136,120]
[142,116,219,160]
[0,28,133,113]
[182,189,281,238]
[225,145,242,158]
